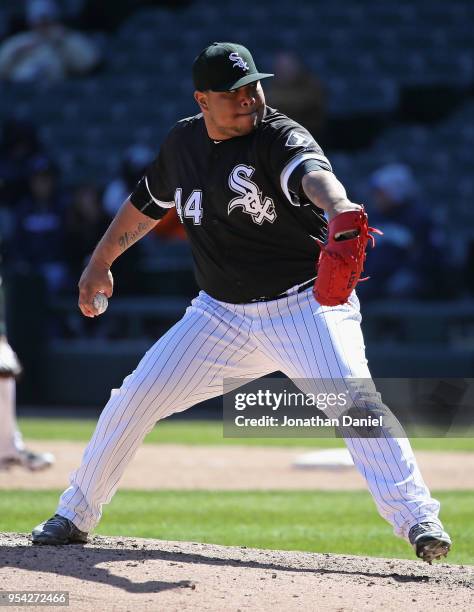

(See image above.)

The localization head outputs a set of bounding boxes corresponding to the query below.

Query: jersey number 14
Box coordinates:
[174,188,203,225]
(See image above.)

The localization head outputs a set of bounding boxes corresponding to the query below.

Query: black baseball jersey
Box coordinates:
[130,106,333,303]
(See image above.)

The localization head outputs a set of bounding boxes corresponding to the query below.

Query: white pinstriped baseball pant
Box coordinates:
[57,288,441,539]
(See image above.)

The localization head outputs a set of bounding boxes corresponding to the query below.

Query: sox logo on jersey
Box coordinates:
[228,164,276,225]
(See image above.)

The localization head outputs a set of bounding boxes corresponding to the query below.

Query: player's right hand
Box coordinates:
[78,262,114,318]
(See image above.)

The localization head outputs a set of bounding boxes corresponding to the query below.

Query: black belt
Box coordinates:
[250,278,314,303]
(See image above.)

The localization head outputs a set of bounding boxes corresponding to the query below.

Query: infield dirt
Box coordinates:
[0,533,473,611]
[0,442,473,490]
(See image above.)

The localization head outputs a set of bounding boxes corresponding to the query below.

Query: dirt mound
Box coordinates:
[0,533,472,611]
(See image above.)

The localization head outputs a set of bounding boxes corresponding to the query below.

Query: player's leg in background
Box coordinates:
[0,267,54,471]
[0,275,18,464]
[254,287,443,542]
[0,371,18,464]
[0,336,55,471]
[56,291,276,533]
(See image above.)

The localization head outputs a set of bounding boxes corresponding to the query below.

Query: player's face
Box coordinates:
[195,81,266,140]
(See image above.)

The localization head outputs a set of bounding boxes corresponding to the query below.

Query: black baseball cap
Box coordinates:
[193,42,273,92]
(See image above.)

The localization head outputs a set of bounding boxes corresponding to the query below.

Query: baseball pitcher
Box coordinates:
[32,43,451,563]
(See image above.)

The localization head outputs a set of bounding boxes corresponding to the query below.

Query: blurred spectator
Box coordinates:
[0,118,41,202]
[267,51,327,142]
[0,117,43,243]
[0,0,101,83]
[64,183,111,282]
[359,163,444,300]
[9,156,67,294]
[103,144,154,217]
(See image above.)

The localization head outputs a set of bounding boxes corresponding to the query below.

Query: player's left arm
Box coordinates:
[301,170,361,221]
[301,170,381,306]
[267,123,380,305]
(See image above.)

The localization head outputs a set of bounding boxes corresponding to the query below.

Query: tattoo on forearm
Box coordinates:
[302,173,347,210]
[118,221,151,251]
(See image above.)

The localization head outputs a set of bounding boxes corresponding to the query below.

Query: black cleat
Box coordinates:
[408,522,451,564]
[32,514,88,545]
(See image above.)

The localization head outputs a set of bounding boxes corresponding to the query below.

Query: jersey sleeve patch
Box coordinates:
[285,130,312,149]
[264,116,332,206]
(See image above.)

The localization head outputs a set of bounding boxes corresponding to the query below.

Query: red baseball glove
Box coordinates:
[313,209,382,306]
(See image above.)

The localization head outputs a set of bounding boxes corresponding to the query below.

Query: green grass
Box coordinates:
[18,418,474,451]
[2,490,472,565]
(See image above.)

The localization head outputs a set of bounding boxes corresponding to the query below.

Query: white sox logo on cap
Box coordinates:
[229,52,249,71]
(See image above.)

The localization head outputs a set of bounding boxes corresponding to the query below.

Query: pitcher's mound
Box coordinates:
[0,533,472,611]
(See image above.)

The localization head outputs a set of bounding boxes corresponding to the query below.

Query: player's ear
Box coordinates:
[194,90,209,112]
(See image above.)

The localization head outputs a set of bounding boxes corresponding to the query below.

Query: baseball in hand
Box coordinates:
[92,292,108,315]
